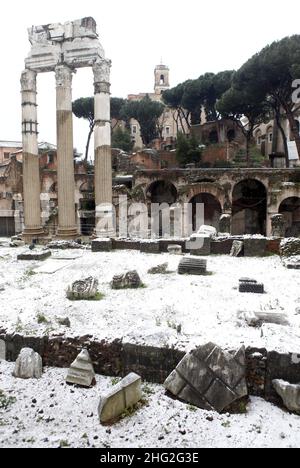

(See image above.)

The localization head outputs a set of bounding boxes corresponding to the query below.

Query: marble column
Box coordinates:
[55,65,78,239]
[93,60,114,237]
[21,69,44,243]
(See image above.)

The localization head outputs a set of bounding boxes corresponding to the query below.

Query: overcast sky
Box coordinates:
[1,0,300,156]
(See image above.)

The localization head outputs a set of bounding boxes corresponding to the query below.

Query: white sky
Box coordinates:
[1,0,300,156]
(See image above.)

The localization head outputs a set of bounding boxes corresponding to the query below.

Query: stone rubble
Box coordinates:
[167,245,182,255]
[111,271,142,290]
[164,343,248,413]
[197,225,217,238]
[178,257,207,275]
[98,373,142,424]
[148,263,170,275]
[12,348,43,380]
[67,277,99,300]
[230,241,244,257]
[66,349,96,388]
[237,311,289,327]
[273,379,300,413]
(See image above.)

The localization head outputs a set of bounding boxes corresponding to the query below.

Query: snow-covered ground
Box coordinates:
[0,361,299,448]
[0,242,300,353]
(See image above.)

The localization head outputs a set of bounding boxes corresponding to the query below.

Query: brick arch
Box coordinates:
[146,179,178,204]
[275,189,300,212]
[184,183,225,209]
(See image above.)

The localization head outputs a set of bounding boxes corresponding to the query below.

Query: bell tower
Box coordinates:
[154,63,170,95]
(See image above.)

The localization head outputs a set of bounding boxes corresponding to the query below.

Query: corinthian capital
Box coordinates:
[93,59,111,84]
[21,69,37,92]
[55,65,73,88]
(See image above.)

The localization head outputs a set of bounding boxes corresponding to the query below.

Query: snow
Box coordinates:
[0,244,300,353]
[0,361,299,448]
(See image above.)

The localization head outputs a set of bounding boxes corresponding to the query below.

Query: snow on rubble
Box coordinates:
[0,361,300,448]
[0,244,299,353]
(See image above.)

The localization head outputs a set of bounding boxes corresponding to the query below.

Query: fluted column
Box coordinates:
[21,69,44,243]
[93,60,114,237]
[55,65,78,239]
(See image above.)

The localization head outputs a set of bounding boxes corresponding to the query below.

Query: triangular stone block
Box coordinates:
[66,349,96,388]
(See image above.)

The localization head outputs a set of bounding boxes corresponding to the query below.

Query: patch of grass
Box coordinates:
[187,405,198,413]
[120,399,149,421]
[67,292,105,302]
[21,268,37,282]
[111,377,121,386]
[142,384,155,396]
[0,390,16,410]
[59,440,70,448]
[15,317,23,333]
[36,313,50,325]
[221,420,231,428]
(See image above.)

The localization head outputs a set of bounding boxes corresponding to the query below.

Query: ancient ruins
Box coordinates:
[21,17,112,242]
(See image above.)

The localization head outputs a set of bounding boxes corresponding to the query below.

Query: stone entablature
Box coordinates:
[26,18,104,73]
[21,17,113,242]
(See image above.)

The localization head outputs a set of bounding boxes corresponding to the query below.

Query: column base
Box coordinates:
[22,227,46,244]
[56,227,79,240]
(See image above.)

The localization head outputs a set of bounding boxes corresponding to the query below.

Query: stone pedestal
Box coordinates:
[55,65,78,239]
[271,214,285,238]
[93,60,114,238]
[21,70,44,243]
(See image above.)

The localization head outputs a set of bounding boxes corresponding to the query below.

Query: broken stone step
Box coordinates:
[17,250,52,261]
[239,283,264,294]
[178,257,207,275]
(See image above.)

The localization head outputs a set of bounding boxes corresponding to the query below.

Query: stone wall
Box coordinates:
[93,236,281,256]
[1,331,300,407]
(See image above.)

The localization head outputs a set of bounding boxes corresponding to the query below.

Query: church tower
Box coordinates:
[154,63,170,95]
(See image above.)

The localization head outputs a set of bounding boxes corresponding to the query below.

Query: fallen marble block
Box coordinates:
[13,348,42,379]
[178,257,207,275]
[197,225,217,238]
[98,373,142,424]
[239,282,264,294]
[167,245,182,255]
[273,379,300,412]
[66,349,96,388]
[164,343,248,413]
[237,311,289,327]
[67,276,99,300]
[239,278,257,284]
[280,238,300,257]
[286,262,300,270]
[17,250,51,261]
[148,263,170,275]
[47,240,85,250]
[111,271,142,289]
[230,241,244,257]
